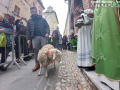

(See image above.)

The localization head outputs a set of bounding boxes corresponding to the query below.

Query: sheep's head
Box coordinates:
[49,49,62,63]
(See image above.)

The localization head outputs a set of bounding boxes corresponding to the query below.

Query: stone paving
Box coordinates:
[55,50,92,90]
[0,50,94,90]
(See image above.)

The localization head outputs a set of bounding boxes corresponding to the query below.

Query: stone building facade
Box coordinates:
[0,0,11,13]
[0,0,45,25]
[43,6,59,35]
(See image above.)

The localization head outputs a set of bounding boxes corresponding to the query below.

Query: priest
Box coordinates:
[91,0,120,80]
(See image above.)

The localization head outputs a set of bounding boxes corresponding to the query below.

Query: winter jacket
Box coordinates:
[0,18,13,29]
[15,19,21,32]
[70,33,75,40]
[15,19,26,36]
[26,15,50,40]
[52,29,60,41]
[63,36,67,44]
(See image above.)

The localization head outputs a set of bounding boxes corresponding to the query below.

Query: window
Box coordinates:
[14,5,20,15]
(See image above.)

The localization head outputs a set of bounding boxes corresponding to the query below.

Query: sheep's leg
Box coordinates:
[46,67,48,78]
[54,61,56,69]
[38,64,42,76]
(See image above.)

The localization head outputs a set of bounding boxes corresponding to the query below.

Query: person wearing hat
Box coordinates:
[0,14,15,71]
[1,13,14,29]
[9,15,15,25]
[2,13,10,20]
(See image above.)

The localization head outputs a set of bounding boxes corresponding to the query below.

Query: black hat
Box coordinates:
[10,15,15,20]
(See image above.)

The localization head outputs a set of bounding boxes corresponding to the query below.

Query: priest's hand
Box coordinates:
[77,15,82,20]
[87,13,94,18]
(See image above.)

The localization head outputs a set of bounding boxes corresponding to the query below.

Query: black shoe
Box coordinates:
[0,66,7,71]
[28,56,32,59]
[78,66,83,68]
[17,60,20,63]
[24,58,30,61]
[85,66,95,71]
[13,59,20,65]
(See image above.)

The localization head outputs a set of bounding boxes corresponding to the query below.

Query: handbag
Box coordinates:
[0,33,7,47]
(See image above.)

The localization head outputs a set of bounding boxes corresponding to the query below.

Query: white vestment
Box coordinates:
[77,9,93,67]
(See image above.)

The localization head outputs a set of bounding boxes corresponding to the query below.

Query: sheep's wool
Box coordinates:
[38,44,54,67]
[38,44,61,67]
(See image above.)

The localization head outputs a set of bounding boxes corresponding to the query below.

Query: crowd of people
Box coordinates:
[48,30,77,51]
[0,7,49,71]
[0,12,31,70]
[0,13,16,71]
[0,1,120,84]
[0,6,76,72]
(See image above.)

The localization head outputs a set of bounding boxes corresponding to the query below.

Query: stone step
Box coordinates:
[82,70,113,90]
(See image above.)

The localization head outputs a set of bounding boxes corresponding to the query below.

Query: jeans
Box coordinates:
[67,43,71,50]
[53,40,59,49]
[59,44,63,50]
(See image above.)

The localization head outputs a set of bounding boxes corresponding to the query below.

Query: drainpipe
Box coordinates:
[8,0,12,13]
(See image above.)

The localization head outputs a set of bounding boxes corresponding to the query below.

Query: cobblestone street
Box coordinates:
[0,50,94,90]
[55,50,92,90]
[1,0,119,89]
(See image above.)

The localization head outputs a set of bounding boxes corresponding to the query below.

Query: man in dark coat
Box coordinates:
[26,7,50,71]
[52,26,60,49]
[63,35,67,50]
[15,17,29,62]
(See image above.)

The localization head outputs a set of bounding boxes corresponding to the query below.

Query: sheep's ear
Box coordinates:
[57,50,62,55]
[53,54,56,60]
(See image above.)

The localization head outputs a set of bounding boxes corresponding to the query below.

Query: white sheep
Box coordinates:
[37,44,62,78]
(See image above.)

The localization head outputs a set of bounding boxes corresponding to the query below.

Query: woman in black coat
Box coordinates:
[62,35,67,50]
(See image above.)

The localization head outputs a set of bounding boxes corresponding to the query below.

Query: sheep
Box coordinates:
[37,44,62,78]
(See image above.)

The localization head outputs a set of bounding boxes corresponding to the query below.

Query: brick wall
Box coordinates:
[73,0,95,35]
[82,0,94,10]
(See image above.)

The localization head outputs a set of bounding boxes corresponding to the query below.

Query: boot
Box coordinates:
[0,66,7,71]
[32,61,40,71]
